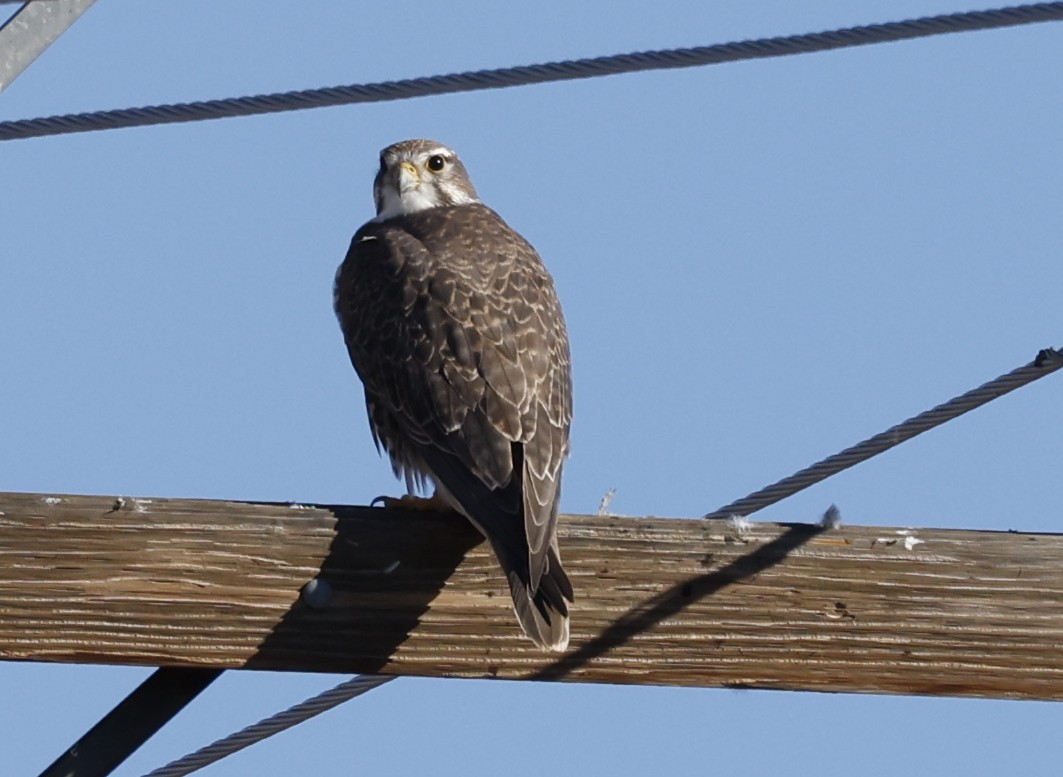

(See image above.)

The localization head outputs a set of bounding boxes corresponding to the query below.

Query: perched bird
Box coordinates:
[334,139,574,650]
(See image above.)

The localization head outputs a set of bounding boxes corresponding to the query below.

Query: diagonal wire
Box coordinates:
[140,675,394,777]
[704,347,1062,519]
[133,349,1060,772]
[143,349,1059,775]
[3,2,1063,141]
[129,348,1060,774]
[129,350,1060,774]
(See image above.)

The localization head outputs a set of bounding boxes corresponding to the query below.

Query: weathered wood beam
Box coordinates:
[1,490,1061,700]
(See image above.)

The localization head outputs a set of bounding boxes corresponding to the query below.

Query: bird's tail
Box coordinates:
[494,542,573,652]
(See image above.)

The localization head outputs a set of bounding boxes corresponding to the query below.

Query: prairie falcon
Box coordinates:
[334,139,574,650]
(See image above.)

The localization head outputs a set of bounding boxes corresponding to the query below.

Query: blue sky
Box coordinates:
[3,2,1062,774]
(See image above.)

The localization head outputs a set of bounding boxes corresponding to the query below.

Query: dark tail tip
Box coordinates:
[489,537,573,651]
[509,570,570,651]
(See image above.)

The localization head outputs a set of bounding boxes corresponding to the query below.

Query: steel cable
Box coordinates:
[3,3,1063,141]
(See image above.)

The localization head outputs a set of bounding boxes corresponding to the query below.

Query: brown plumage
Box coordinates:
[334,140,574,650]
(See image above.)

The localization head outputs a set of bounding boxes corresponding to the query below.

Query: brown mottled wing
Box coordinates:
[334,203,572,600]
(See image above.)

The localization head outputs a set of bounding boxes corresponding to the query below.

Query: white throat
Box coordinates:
[375,184,442,221]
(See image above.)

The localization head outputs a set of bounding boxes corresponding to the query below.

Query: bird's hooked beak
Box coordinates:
[397,161,420,193]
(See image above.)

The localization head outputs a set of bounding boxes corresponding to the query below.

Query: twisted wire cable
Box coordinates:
[704,347,1062,519]
[4,3,1063,141]
[140,675,394,777]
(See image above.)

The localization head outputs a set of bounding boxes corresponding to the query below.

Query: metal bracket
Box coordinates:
[1,0,96,93]
[37,668,222,777]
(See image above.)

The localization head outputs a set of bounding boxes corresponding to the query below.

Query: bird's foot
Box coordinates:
[371,492,453,512]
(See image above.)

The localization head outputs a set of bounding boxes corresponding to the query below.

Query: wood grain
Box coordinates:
[1,490,1061,700]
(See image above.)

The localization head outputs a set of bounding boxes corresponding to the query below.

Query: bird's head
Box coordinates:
[373,139,480,220]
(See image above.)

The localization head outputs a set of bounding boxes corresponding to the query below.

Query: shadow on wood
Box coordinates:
[245,504,482,673]
[530,523,825,681]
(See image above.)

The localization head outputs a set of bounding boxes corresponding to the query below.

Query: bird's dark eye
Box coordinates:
[426,154,446,172]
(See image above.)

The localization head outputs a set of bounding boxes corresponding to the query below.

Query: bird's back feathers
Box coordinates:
[335,202,573,650]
